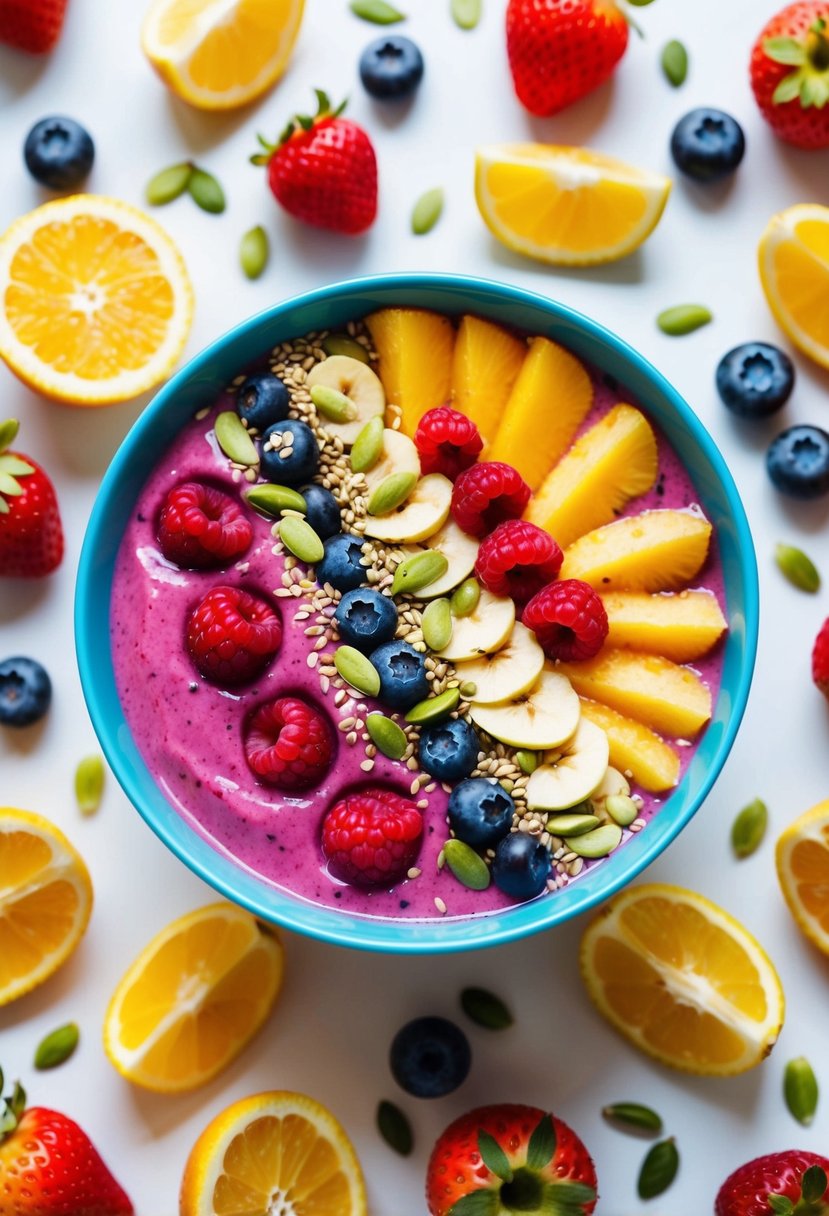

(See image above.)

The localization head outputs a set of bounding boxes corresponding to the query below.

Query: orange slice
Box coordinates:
[776,799,829,955]
[759,204,829,370]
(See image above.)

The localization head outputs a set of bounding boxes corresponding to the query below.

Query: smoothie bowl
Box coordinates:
[75,274,758,953]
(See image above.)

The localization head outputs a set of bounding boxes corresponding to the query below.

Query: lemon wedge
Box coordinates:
[759,203,829,370]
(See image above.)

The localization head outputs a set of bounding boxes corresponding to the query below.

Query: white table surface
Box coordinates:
[3,0,829,1211]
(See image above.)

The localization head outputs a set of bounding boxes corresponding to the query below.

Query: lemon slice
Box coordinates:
[179,1090,367,1216]
[759,203,829,370]
[0,807,93,1007]
[142,0,305,110]
[475,144,671,266]
[580,883,784,1075]
[0,195,193,406]
[104,902,283,1093]
[776,799,829,954]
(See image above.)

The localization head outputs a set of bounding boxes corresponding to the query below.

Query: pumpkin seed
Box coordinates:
[335,646,381,697]
[240,225,269,280]
[546,813,602,837]
[34,1023,79,1070]
[350,0,405,22]
[731,797,768,859]
[188,166,226,214]
[564,822,622,858]
[310,383,358,423]
[278,516,324,564]
[405,687,460,725]
[367,471,418,516]
[784,1056,818,1125]
[351,415,385,474]
[421,598,453,651]
[602,1102,663,1135]
[459,681,478,698]
[411,188,444,236]
[451,577,480,617]
[605,793,638,827]
[215,411,259,466]
[515,749,538,775]
[245,484,307,517]
[460,986,513,1030]
[366,714,407,760]
[392,550,448,597]
[443,838,491,890]
[656,304,712,336]
[775,543,820,593]
[145,161,193,205]
[75,754,104,817]
[638,1138,679,1199]
[377,1099,413,1155]
[661,39,688,87]
[322,333,371,363]
[451,0,482,28]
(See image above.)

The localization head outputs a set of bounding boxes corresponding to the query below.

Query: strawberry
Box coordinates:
[750,3,829,149]
[715,1150,829,1215]
[812,615,829,698]
[0,419,63,578]
[0,1074,133,1215]
[252,89,378,235]
[426,1103,597,1216]
[506,0,628,118]
[0,0,69,53]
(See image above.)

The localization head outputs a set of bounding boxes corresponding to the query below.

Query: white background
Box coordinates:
[2,0,829,1212]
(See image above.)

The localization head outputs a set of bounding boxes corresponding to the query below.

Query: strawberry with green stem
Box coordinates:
[0,419,64,578]
[716,1151,829,1214]
[751,2,829,148]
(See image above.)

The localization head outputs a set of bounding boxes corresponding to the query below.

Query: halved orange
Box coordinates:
[776,799,829,955]
[759,204,829,370]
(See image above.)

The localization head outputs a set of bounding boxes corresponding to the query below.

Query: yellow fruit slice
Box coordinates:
[579,699,679,792]
[603,590,727,662]
[776,800,829,955]
[104,902,283,1093]
[0,196,193,406]
[559,509,712,592]
[142,0,304,111]
[475,144,671,266]
[488,336,593,491]
[451,315,527,446]
[758,204,829,370]
[580,883,785,1075]
[365,308,455,435]
[0,808,93,1007]
[526,404,658,547]
[179,1090,367,1216]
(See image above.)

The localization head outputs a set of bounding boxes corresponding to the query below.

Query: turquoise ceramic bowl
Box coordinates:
[75,273,758,954]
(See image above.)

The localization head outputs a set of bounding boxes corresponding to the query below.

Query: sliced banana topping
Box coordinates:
[526,718,610,811]
[307,354,385,446]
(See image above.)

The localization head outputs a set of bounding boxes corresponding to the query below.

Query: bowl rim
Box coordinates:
[75,271,759,954]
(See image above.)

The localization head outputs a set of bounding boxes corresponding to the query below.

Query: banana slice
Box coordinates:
[454,621,544,704]
[526,719,610,811]
[307,355,385,445]
[590,766,631,811]
[364,430,420,495]
[403,519,480,599]
[437,589,515,662]
[468,667,579,750]
[362,473,452,543]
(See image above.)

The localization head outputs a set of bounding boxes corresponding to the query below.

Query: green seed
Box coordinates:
[515,750,538,775]
[422,598,453,651]
[405,687,460,725]
[350,416,385,474]
[350,0,405,22]
[376,1099,413,1155]
[460,986,513,1030]
[443,838,491,890]
[322,334,371,363]
[500,778,514,794]
[334,646,381,697]
[602,1102,663,1135]
[459,681,478,698]
[278,516,324,564]
[245,484,307,517]
[731,797,768,859]
[215,411,259,466]
[546,813,602,837]
[240,225,269,280]
[450,577,480,618]
[776,543,820,593]
[75,754,105,816]
[451,0,482,28]
[656,304,712,336]
[605,794,638,827]
[411,188,444,236]
[367,471,418,516]
[34,1023,79,1070]
[145,161,193,206]
[564,822,623,858]
[785,1056,819,1125]
[392,550,449,597]
[661,39,688,87]
[310,383,358,423]
[366,714,407,760]
[188,166,226,214]
[638,1138,679,1200]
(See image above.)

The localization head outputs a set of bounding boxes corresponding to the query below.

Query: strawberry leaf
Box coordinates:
[773,70,807,104]
[448,1193,500,1216]
[801,73,829,107]
[767,1197,794,1215]
[314,88,331,116]
[296,114,314,131]
[526,1113,557,1170]
[249,154,270,166]
[0,419,19,454]
[543,1180,597,1210]
[802,1165,828,1203]
[0,473,23,497]
[477,1129,513,1182]
[764,37,807,64]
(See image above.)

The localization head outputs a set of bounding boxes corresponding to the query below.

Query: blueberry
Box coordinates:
[370,640,429,710]
[389,1016,471,1098]
[359,35,424,100]
[300,483,342,540]
[316,533,368,592]
[0,657,52,728]
[448,778,514,849]
[260,420,319,486]
[767,424,829,499]
[670,108,745,182]
[418,718,479,783]
[716,342,795,419]
[23,117,94,190]
[236,371,290,432]
[491,832,551,901]
[335,588,397,652]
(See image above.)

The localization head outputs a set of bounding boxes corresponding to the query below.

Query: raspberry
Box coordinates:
[321,786,423,888]
[414,407,483,479]
[812,617,829,699]
[523,579,608,662]
[244,696,333,791]
[475,520,563,607]
[451,462,531,538]
[157,481,252,569]
[187,585,282,686]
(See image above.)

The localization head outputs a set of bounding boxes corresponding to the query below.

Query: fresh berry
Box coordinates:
[0,419,63,578]
[0,0,69,53]
[414,407,484,480]
[475,519,563,607]
[523,579,608,661]
[390,1017,471,1099]
[812,617,829,698]
[370,640,429,709]
[335,587,397,652]
[187,585,283,686]
[316,532,368,592]
[23,116,94,190]
[359,34,424,100]
[715,1150,829,1216]
[300,483,342,539]
[426,1103,597,1216]
[244,696,333,791]
[253,89,378,235]
[419,718,480,783]
[260,419,320,486]
[0,656,51,727]
[451,461,531,538]
[156,481,252,569]
[236,371,290,432]
[321,786,423,887]
[750,3,829,150]
[506,0,628,117]
[448,778,514,849]
[491,832,551,901]
[767,424,829,498]
[716,342,795,418]
[670,108,746,182]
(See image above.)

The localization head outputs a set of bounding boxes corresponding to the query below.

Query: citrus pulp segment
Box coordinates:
[759,204,829,370]
[776,800,829,955]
